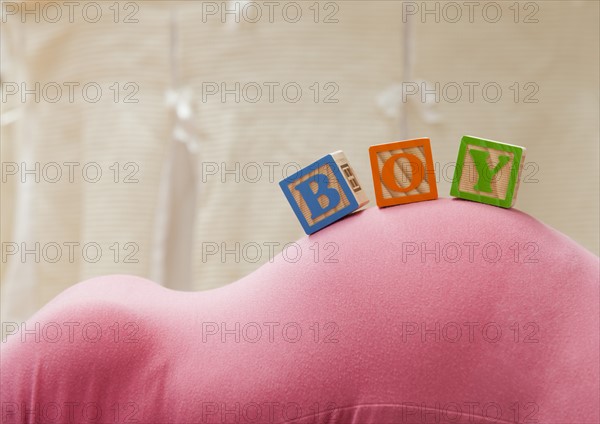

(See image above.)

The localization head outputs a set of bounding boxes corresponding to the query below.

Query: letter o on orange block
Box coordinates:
[381,153,423,193]
[369,138,438,207]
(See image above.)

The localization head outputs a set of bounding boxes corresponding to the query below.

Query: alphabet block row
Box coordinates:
[280,136,526,234]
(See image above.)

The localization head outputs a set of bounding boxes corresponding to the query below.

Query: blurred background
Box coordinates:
[1,0,599,326]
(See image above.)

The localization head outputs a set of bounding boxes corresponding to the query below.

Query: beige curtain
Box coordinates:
[2,1,598,326]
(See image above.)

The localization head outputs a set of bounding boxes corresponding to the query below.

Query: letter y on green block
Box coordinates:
[450,135,526,208]
[469,149,510,193]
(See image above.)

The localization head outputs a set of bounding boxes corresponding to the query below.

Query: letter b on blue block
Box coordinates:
[294,174,341,219]
[280,153,365,235]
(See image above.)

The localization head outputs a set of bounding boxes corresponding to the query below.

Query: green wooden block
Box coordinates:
[450,135,526,208]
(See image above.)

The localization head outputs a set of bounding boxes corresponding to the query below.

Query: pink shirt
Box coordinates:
[2,199,598,423]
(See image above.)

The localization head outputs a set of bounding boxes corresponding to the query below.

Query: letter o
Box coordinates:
[282,2,302,23]
[281,242,302,263]
[82,322,102,342]
[282,322,302,343]
[482,322,502,343]
[482,2,502,23]
[282,82,302,103]
[482,242,501,263]
[82,2,102,23]
[242,322,262,343]
[42,322,63,343]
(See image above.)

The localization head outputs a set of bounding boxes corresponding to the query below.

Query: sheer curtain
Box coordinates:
[2,1,598,326]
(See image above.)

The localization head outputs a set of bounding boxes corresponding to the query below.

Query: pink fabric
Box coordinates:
[2,198,599,424]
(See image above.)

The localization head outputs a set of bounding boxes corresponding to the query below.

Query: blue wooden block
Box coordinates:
[280,151,369,235]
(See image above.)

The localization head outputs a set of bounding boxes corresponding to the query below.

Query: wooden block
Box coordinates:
[280,151,369,235]
[450,135,526,208]
[368,138,438,208]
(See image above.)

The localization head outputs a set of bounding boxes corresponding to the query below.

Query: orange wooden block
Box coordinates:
[369,138,438,207]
